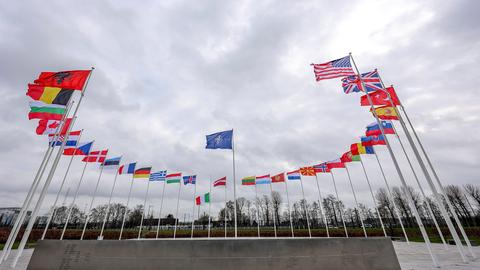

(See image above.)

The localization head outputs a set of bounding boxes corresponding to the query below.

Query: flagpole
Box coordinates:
[41,126,83,240]
[138,179,151,239]
[99,161,121,240]
[269,182,277,238]
[81,157,107,240]
[373,150,409,243]
[232,132,238,238]
[390,123,448,247]
[119,174,135,240]
[284,179,294,237]
[190,179,197,238]
[345,166,367,237]
[173,180,182,238]
[349,54,439,266]
[299,175,312,238]
[1,101,74,263]
[393,86,475,258]
[329,172,348,237]
[60,146,94,240]
[208,177,212,239]
[224,182,228,238]
[314,175,329,238]
[155,179,167,239]
[359,157,387,237]
[254,184,261,238]
[12,66,95,267]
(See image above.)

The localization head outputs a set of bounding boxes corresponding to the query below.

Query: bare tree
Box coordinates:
[445,185,473,225]
[464,184,480,208]
[271,191,282,225]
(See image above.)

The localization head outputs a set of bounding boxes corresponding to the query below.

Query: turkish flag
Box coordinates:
[34,70,91,90]
[360,86,400,107]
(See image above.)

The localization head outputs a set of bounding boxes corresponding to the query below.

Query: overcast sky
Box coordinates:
[0,0,479,221]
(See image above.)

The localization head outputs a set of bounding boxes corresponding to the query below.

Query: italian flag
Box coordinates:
[196,193,210,205]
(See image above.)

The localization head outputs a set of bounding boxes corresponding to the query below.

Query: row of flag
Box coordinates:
[23,59,400,230]
[234,56,402,187]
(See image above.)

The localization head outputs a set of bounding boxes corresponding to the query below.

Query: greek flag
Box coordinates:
[149,170,167,181]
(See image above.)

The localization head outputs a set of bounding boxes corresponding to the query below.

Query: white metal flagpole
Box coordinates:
[349,54,439,266]
[390,123,448,248]
[173,179,183,238]
[345,166,367,238]
[13,67,95,267]
[376,70,471,258]
[393,85,475,258]
[1,101,74,263]
[208,177,212,239]
[254,184,261,238]
[359,157,387,237]
[138,179,151,239]
[60,144,95,240]
[330,172,348,237]
[269,182,277,238]
[373,151,409,242]
[119,174,135,240]
[190,179,197,238]
[284,178,294,237]
[232,133,238,238]
[314,174,329,237]
[224,181,228,238]
[81,157,107,240]
[41,127,83,240]
[393,103,467,261]
[99,160,121,240]
[299,175,312,238]
[155,179,167,239]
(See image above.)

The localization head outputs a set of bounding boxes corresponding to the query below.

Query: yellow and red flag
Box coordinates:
[372,106,399,120]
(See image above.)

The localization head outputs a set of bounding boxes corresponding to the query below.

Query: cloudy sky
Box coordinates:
[0,0,479,221]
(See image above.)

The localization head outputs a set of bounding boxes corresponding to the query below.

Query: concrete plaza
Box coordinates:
[0,241,479,270]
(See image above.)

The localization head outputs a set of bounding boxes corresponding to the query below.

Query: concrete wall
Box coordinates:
[27,237,401,270]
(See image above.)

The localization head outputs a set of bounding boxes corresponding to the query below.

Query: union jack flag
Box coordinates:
[341,69,383,94]
[313,163,330,173]
[311,56,355,81]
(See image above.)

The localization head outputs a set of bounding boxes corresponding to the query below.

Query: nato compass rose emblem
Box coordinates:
[54,72,72,84]
[214,134,223,145]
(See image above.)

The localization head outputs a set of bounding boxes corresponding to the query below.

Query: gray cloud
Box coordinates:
[0,0,479,219]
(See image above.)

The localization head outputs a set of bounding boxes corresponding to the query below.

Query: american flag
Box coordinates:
[313,163,330,173]
[213,176,226,187]
[341,69,383,94]
[183,175,196,185]
[82,149,108,163]
[311,56,355,81]
[149,170,167,181]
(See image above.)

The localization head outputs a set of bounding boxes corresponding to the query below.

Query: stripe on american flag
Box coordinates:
[311,56,355,81]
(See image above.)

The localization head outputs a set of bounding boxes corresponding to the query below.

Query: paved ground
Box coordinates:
[394,242,480,269]
[0,242,479,269]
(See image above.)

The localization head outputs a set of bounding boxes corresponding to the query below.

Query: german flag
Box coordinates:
[27,84,74,105]
[134,167,152,178]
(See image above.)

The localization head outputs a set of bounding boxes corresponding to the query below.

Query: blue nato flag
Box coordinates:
[205,130,233,149]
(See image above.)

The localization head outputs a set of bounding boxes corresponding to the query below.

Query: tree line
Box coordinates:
[5,184,478,232]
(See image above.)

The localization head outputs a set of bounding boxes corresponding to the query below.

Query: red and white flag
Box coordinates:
[82,149,108,163]
[36,118,72,135]
[213,176,226,187]
[311,56,355,81]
